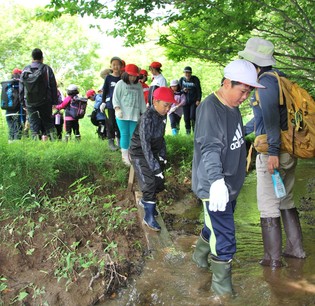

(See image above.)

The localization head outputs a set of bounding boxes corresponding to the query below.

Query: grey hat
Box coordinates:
[183,66,192,73]
[110,56,123,65]
[238,37,276,67]
[170,79,179,86]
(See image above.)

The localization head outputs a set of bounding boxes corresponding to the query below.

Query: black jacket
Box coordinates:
[129,106,167,173]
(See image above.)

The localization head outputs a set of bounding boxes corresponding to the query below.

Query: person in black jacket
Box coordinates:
[129,87,176,231]
[179,66,202,134]
[20,48,57,140]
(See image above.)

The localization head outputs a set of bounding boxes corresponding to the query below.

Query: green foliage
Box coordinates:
[42,0,315,94]
[0,3,102,93]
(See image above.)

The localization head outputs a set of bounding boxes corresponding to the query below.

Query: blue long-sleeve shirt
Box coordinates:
[94,94,106,121]
[251,69,288,156]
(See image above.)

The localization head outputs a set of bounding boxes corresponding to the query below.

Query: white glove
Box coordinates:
[100,102,106,113]
[155,172,164,179]
[209,178,229,212]
[158,156,167,165]
[115,108,123,119]
[168,106,177,114]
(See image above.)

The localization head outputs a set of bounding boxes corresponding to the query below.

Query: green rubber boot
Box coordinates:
[210,257,233,297]
[192,235,210,268]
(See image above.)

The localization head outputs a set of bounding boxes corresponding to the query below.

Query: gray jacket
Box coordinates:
[192,93,246,201]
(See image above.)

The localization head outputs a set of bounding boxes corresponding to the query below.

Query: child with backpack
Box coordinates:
[55,84,82,141]
[1,68,26,142]
[168,79,186,135]
[86,88,107,140]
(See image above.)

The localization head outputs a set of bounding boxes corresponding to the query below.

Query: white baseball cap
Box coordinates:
[170,79,179,87]
[224,59,265,88]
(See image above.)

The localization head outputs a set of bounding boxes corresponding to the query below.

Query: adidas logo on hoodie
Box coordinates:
[230,123,244,150]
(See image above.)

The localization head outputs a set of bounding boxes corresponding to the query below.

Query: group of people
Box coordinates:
[127,37,306,302]
[1,38,307,301]
[84,57,202,165]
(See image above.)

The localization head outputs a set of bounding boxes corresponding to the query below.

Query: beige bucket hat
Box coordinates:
[238,37,276,67]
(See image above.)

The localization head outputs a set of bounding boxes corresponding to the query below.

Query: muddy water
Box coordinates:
[105,160,315,306]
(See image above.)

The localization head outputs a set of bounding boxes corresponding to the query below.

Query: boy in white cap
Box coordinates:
[238,37,306,268]
[192,59,264,299]
[129,87,176,231]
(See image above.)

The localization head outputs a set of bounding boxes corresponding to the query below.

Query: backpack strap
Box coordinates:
[255,71,284,106]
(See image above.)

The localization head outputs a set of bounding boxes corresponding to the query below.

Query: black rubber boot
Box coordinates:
[141,200,161,231]
[108,138,119,151]
[210,257,233,297]
[281,208,306,258]
[192,235,210,268]
[259,217,284,268]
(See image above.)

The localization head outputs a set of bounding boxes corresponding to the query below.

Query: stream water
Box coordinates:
[104,159,315,306]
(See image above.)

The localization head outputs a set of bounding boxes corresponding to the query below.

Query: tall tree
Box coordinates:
[0,3,101,92]
[43,0,315,94]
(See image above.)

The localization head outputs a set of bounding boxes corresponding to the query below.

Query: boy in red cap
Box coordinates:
[148,61,167,106]
[2,68,26,142]
[129,87,175,231]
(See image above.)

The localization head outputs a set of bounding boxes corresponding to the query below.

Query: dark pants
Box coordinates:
[169,113,181,130]
[132,157,165,202]
[183,103,197,130]
[65,120,80,137]
[27,104,55,138]
[106,108,120,139]
[97,120,107,140]
[53,114,64,140]
[6,111,25,140]
[201,200,237,261]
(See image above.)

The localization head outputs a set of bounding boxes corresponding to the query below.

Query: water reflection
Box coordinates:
[104,160,315,305]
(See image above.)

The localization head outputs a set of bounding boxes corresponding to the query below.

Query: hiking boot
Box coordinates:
[108,138,119,151]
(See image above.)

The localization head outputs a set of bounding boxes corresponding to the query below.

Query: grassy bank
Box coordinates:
[0,110,194,305]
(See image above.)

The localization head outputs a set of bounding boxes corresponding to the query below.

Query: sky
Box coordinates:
[11,0,125,56]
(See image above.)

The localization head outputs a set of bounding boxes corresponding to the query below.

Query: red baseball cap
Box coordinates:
[86,89,96,98]
[139,69,148,76]
[149,62,162,69]
[125,64,139,76]
[12,68,22,74]
[153,87,176,103]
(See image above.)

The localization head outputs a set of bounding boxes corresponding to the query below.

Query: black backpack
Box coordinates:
[68,96,88,119]
[90,109,98,126]
[1,79,20,111]
[21,64,47,106]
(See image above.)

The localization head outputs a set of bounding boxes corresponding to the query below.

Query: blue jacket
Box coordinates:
[251,69,288,156]
[94,94,106,121]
